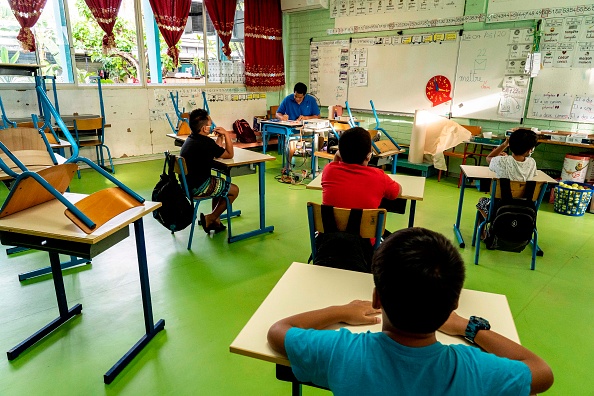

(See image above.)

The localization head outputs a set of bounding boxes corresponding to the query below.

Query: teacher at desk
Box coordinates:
[276,82,320,121]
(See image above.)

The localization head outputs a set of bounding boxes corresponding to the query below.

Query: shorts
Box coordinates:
[191,176,230,198]
[476,197,491,213]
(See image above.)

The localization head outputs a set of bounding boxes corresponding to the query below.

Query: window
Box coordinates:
[144,0,245,85]
[0,0,73,83]
[68,0,141,84]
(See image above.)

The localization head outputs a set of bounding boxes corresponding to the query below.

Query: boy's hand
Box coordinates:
[213,127,227,135]
[340,300,381,325]
[279,114,289,121]
[438,311,468,337]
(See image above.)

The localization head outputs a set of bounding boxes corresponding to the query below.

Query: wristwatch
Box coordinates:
[465,316,491,344]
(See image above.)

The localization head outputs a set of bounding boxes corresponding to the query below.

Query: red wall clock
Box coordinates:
[425,75,452,106]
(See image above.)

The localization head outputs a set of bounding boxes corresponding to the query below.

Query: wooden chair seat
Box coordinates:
[0,163,78,218]
[65,187,143,234]
[308,203,387,238]
[443,151,466,159]
[314,151,334,160]
[79,139,102,147]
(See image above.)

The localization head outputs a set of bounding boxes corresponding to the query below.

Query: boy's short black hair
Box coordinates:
[189,108,210,135]
[372,228,465,334]
[294,82,307,95]
[509,128,538,156]
[338,127,372,164]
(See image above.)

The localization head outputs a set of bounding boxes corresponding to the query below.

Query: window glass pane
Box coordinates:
[68,0,140,84]
[207,0,244,84]
[0,0,73,83]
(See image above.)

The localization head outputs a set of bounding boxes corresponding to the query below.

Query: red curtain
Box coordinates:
[204,0,236,59]
[148,0,192,67]
[244,0,285,91]
[84,0,123,54]
[8,0,48,52]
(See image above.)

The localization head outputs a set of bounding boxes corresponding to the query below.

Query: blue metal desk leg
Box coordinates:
[7,251,83,360]
[104,218,165,384]
[408,201,416,228]
[18,255,91,281]
[228,162,275,243]
[453,174,467,248]
[292,381,303,396]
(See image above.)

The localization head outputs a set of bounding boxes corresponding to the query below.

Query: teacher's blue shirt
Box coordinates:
[277,94,320,121]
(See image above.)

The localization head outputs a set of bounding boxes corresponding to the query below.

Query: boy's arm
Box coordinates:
[486,138,509,164]
[439,312,554,394]
[214,127,234,159]
[267,300,381,356]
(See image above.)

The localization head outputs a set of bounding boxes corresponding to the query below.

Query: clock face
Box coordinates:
[425,75,452,107]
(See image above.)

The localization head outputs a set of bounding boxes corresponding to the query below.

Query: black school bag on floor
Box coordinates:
[233,119,257,143]
[152,152,194,233]
[484,179,538,253]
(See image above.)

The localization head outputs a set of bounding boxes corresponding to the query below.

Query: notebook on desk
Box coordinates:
[268,119,302,126]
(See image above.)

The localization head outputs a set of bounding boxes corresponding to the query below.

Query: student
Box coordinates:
[180,109,239,234]
[276,82,320,121]
[322,126,401,209]
[476,128,538,213]
[268,227,554,396]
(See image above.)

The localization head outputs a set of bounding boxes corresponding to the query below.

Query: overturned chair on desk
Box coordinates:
[471,178,547,270]
[307,202,386,273]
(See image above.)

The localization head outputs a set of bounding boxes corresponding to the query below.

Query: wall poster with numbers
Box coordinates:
[309,40,350,107]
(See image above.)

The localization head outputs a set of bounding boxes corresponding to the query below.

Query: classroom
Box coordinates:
[0,0,593,394]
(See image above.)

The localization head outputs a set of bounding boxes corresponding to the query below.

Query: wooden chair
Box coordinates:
[307,202,387,264]
[0,127,64,179]
[438,125,483,187]
[0,163,143,234]
[72,117,114,176]
[16,120,60,144]
[471,179,547,270]
[173,154,231,250]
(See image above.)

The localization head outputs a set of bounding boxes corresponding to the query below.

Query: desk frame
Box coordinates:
[0,198,165,384]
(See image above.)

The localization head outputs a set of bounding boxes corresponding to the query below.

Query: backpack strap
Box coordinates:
[523,180,536,200]
[321,205,338,233]
[346,208,363,235]
[499,178,513,201]
[320,205,363,235]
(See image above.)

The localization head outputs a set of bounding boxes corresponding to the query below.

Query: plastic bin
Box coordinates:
[553,181,594,216]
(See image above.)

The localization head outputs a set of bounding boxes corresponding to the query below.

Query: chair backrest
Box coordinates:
[461,125,482,136]
[1,127,48,151]
[16,121,58,144]
[329,120,351,131]
[493,179,546,202]
[307,202,386,239]
[177,112,191,136]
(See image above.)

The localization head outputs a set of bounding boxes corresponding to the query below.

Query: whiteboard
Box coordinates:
[451,29,532,122]
[332,0,465,29]
[346,35,460,116]
[309,40,350,107]
[527,68,594,123]
[487,0,592,16]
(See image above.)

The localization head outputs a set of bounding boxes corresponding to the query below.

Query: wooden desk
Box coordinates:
[213,148,276,243]
[230,262,520,387]
[307,172,425,228]
[453,165,557,249]
[0,193,165,384]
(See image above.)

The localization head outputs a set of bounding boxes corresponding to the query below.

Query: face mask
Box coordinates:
[209,123,215,133]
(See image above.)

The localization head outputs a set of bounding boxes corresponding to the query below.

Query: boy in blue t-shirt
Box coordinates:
[268,228,553,396]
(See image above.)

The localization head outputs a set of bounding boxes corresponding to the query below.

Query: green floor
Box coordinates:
[0,155,592,395]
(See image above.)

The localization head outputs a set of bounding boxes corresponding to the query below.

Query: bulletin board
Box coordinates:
[487,0,592,17]
[309,40,350,107]
[527,15,594,123]
[346,34,460,116]
[331,0,466,29]
[451,28,533,122]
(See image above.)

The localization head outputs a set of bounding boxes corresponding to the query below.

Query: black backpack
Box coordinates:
[484,179,538,253]
[152,152,194,233]
[233,119,257,143]
[312,206,374,273]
